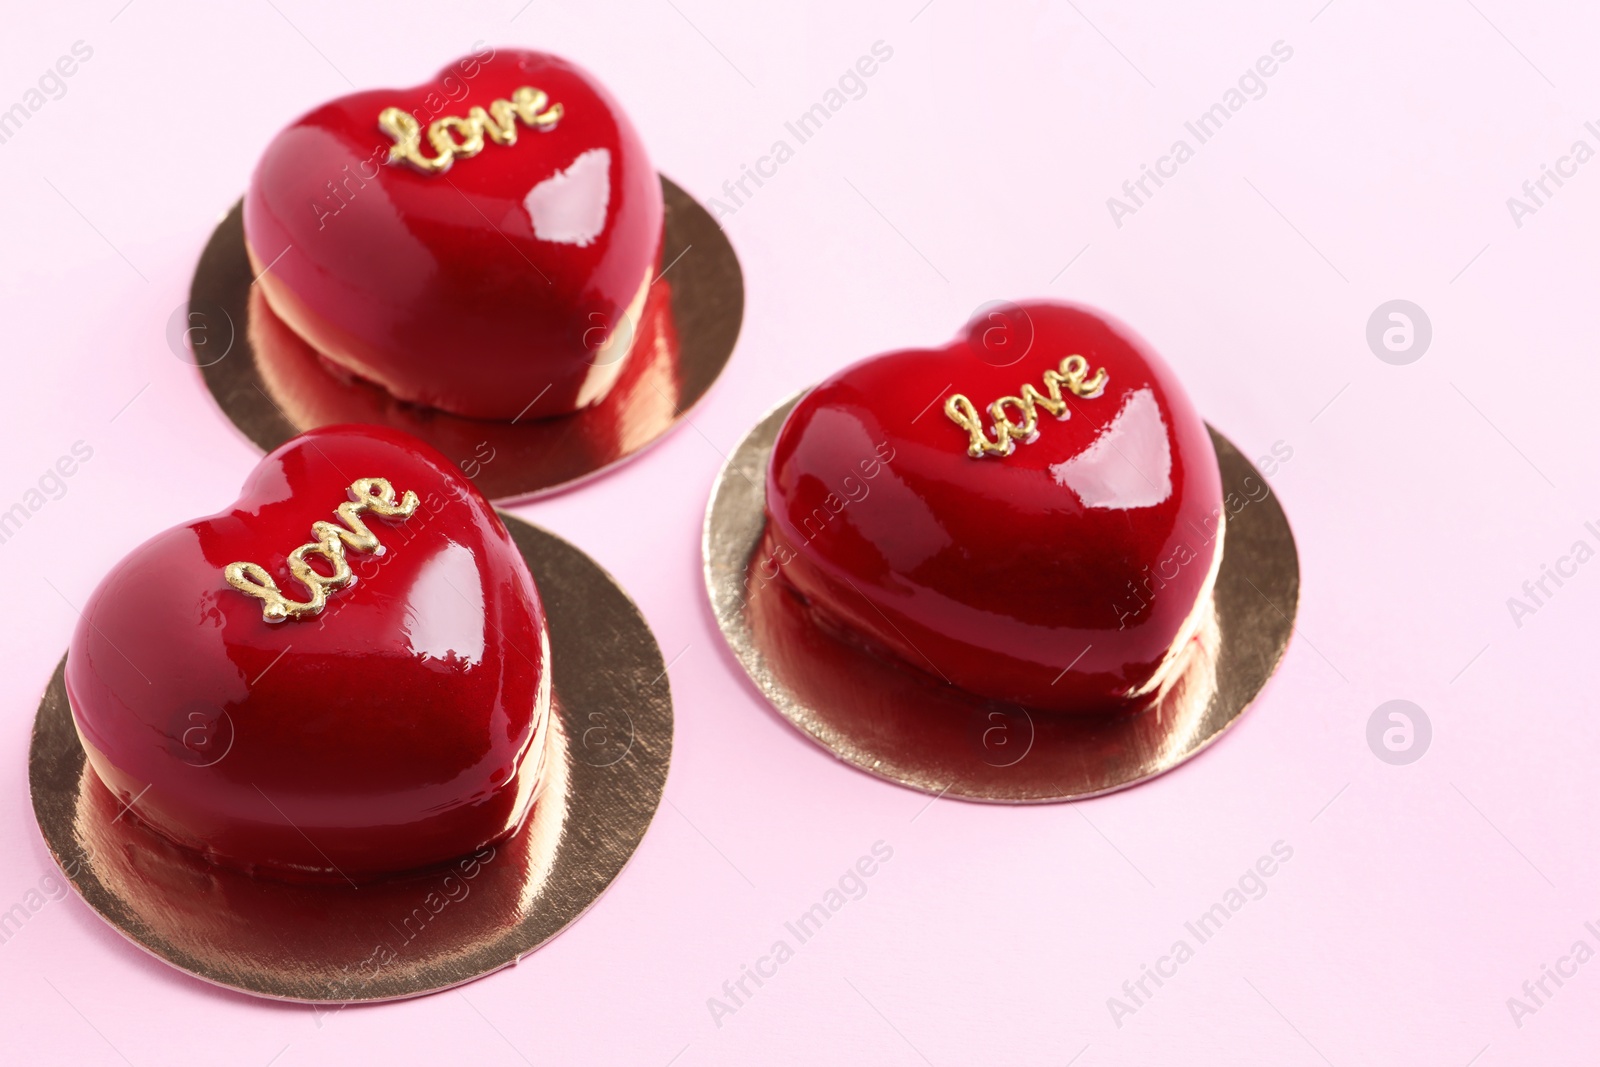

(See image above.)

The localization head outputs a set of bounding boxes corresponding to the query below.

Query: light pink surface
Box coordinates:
[1,2,1593,1063]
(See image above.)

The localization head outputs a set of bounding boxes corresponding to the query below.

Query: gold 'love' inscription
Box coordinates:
[379,87,562,176]
[224,478,420,623]
[943,355,1109,459]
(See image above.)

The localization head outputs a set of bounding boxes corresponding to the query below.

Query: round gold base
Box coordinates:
[190,176,743,504]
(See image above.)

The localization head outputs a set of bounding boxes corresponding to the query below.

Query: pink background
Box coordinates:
[2,1,1594,1063]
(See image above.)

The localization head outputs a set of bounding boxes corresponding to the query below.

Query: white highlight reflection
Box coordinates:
[1050,387,1172,509]
[404,540,486,666]
[523,147,611,247]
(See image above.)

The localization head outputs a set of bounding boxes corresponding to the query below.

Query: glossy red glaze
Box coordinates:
[244,48,663,421]
[64,425,549,882]
[248,273,684,501]
[764,302,1224,714]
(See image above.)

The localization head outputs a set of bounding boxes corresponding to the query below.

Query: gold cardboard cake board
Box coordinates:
[190,176,742,504]
[703,394,1299,803]
[30,516,671,1002]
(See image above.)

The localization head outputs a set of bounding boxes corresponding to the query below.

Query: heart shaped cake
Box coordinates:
[763,302,1224,714]
[63,425,549,882]
[243,47,662,421]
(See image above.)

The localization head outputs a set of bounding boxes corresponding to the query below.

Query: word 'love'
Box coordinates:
[944,355,1109,458]
[224,478,420,623]
[379,86,562,176]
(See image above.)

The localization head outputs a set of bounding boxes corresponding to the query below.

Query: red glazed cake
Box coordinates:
[63,425,550,882]
[763,302,1224,714]
[243,47,662,422]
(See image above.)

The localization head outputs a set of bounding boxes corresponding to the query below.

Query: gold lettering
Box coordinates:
[380,87,562,176]
[224,478,420,623]
[944,355,1109,458]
